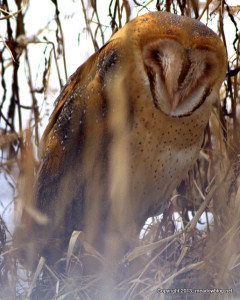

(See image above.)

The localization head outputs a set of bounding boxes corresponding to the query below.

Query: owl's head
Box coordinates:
[111,12,227,117]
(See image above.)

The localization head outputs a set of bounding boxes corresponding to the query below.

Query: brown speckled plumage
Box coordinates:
[14,12,227,266]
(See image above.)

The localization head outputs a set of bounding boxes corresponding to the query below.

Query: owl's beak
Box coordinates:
[171,91,181,110]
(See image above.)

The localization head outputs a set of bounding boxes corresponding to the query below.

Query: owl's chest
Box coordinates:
[128,108,208,211]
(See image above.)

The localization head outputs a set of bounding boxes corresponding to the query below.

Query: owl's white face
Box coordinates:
[143,38,222,117]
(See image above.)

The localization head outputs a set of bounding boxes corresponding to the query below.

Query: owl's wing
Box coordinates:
[40,40,113,154]
[26,39,120,238]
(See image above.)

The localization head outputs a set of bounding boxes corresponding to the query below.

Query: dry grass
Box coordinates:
[0,0,240,299]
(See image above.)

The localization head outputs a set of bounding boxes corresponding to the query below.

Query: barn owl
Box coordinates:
[14,11,226,268]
